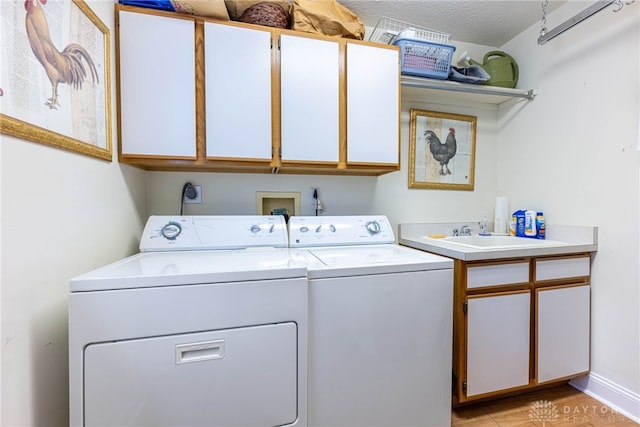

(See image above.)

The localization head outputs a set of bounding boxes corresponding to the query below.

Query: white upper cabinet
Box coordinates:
[118,11,196,158]
[280,34,340,163]
[346,43,399,165]
[116,6,400,174]
[204,23,273,161]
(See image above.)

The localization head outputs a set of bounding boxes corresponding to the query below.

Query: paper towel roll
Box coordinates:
[494,196,509,234]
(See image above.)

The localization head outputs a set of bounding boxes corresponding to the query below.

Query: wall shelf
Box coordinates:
[401,75,537,105]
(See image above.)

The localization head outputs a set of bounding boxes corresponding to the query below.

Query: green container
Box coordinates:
[470,51,519,88]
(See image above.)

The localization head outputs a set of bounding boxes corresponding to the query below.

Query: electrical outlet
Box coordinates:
[184,185,202,204]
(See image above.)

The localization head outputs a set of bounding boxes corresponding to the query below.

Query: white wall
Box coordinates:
[372,94,501,228]
[148,172,377,216]
[500,0,640,417]
[147,102,501,231]
[0,1,147,425]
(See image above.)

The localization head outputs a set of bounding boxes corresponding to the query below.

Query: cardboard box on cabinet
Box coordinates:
[225,0,292,20]
[172,0,230,19]
[292,0,364,40]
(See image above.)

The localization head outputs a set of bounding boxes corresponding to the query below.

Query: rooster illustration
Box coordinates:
[24,0,99,109]
[425,128,457,175]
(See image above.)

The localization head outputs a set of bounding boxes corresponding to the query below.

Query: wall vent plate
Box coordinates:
[256,191,301,216]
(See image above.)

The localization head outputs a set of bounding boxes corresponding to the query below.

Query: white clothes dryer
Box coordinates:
[289,215,454,427]
[69,215,307,427]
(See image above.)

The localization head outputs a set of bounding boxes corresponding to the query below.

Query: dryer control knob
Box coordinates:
[250,224,261,234]
[161,222,182,240]
[365,220,381,236]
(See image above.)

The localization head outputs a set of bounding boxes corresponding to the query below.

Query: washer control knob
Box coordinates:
[161,222,182,240]
[300,226,309,233]
[365,220,381,236]
[330,224,336,233]
[315,225,322,233]
[250,224,261,234]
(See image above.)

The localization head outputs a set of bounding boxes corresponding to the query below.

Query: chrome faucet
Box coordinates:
[478,213,489,235]
[453,225,472,236]
[478,220,488,235]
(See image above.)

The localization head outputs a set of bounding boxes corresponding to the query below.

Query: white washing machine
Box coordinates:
[289,215,454,427]
[69,215,307,427]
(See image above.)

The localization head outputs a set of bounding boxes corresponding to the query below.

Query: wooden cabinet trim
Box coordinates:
[535,278,590,289]
[195,20,206,161]
[338,41,348,169]
[466,289,530,300]
[271,31,282,169]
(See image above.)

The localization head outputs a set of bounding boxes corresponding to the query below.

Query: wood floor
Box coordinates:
[452,384,639,426]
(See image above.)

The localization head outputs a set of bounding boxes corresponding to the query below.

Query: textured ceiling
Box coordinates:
[339,0,567,47]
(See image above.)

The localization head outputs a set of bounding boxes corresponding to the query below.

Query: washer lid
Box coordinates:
[140,215,288,252]
[304,244,453,278]
[289,215,395,247]
[70,248,305,292]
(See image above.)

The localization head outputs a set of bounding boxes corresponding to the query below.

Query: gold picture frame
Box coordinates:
[0,0,112,161]
[408,109,476,190]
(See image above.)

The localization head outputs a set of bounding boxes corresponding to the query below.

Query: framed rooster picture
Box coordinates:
[408,109,476,190]
[0,0,111,161]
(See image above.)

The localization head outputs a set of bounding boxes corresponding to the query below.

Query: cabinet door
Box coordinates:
[466,291,530,397]
[204,23,272,160]
[537,285,590,383]
[280,35,340,163]
[467,261,529,289]
[118,11,196,158]
[346,43,400,165]
[535,256,590,282]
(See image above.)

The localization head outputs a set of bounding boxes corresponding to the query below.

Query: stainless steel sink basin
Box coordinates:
[425,235,566,249]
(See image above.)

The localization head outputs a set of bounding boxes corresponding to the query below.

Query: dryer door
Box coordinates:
[84,323,298,426]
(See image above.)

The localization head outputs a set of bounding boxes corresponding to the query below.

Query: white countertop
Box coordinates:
[398,223,598,261]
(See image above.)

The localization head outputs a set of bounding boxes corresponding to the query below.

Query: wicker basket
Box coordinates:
[238,2,290,29]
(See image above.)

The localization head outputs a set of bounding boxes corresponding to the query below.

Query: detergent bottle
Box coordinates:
[510,210,525,237]
[524,210,537,237]
[536,212,546,240]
